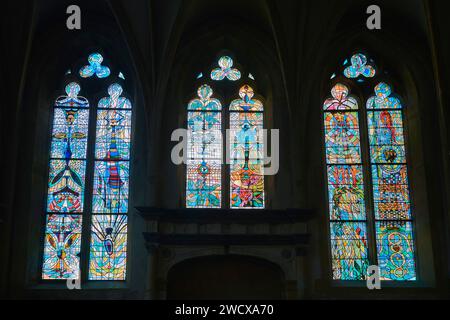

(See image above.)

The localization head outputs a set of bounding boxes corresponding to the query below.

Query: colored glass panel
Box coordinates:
[89,84,132,280]
[367,82,402,110]
[368,110,406,164]
[330,222,369,280]
[230,160,264,208]
[42,82,88,280]
[323,84,358,111]
[343,53,376,79]
[47,160,86,213]
[367,82,416,281]
[376,221,416,281]
[324,112,361,164]
[50,108,89,159]
[95,109,132,161]
[79,53,111,79]
[327,165,365,221]
[324,84,369,280]
[211,56,241,81]
[89,214,128,280]
[372,164,411,221]
[186,85,222,208]
[187,111,222,160]
[230,85,264,209]
[186,160,222,208]
[42,214,82,280]
[92,161,130,214]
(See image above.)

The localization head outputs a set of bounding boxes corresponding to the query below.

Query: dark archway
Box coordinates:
[167,255,286,300]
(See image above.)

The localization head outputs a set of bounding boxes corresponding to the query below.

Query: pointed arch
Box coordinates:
[42,52,133,281]
[323,53,417,281]
[185,54,266,209]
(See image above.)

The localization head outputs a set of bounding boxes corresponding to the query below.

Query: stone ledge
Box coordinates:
[136,207,314,224]
[143,233,310,246]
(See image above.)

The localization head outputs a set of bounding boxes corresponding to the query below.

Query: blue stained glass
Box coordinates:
[376,221,416,281]
[188,85,222,111]
[95,110,132,161]
[186,160,222,208]
[327,165,365,221]
[187,111,222,160]
[55,82,89,108]
[323,84,358,111]
[229,85,265,209]
[323,82,369,281]
[211,56,241,81]
[186,85,222,208]
[79,53,111,79]
[42,214,82,280]
[230,160,264,209]
[343,53,376,79]
[42,83,89,280]
[47,160,86,213]
[372,164,411,220]
[368,110,406,164]
[330,222,369,280]
[92,161,130,214]
[98,84,131,109]
[229,85,263,112]
[229,111,264,160]
[89,214,127,280]
[51,108,89,159]
[367,83,402,110]
[90,84,132,281]
[324,112,362,164]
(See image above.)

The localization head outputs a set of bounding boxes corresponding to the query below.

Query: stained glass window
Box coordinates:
[324,84,369,280]
[186,85,222,208]
[230,85,264,208]
[324,53,417,282]
[42,82,89,279]
[187,55,265,209]
[79,53,111,79]
[42,53,132,282]
[211,56,241,81]
[367,82,416,281]
[89,83,131,280]
[344,53,376,79]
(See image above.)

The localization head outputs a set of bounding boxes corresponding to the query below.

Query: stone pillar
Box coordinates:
[295,247,307,299]
[145,244,159,300]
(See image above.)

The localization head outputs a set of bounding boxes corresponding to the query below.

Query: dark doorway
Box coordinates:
[166,255,286,300]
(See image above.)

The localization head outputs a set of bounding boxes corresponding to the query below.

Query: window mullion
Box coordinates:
[359,101,378,268]
[80,91,98,283]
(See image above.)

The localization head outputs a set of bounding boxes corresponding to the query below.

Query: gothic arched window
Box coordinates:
[324,53,417,281]
[42,53,132,281]
[186,55,265,209]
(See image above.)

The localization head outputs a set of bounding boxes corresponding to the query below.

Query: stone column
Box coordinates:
[145,244,159,300]
[295,247,307,299]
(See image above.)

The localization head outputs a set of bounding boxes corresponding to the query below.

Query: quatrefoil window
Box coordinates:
[210,56,241,81]
[55,82,89,108]
[98,83,132,109]
[344,53,376,79]
[366,82,402,109]
[79,53,111,79]
[323,84,358,111]
[188,85,222,111]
